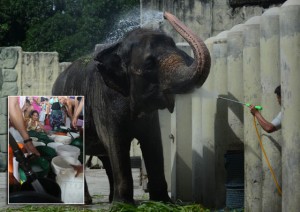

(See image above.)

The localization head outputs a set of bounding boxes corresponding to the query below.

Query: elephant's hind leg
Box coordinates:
[98,155,114,203]
[84,177,93,204]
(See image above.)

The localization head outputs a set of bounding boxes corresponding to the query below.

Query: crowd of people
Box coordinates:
[14,96,84,133]
[8,96,84,188]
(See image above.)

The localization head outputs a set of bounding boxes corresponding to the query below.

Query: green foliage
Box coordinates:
[0,0,139,61]
[4,202,244,212]
[4,205,93,212]
[110,201,211,212]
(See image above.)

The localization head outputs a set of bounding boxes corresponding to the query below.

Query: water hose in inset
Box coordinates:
[253,117,282,196]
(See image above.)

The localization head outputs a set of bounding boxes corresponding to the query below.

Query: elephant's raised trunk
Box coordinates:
[162,11,211,93]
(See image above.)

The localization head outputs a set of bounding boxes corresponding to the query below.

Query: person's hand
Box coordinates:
[249,104,259,116]
[24,141,40,156]
[22,105,28,112]
[72,116,78,129]
[71,165,83,177]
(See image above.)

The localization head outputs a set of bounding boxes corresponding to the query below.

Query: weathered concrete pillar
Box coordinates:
[170,43,193,201]
[158,110,171,192]
[213,31,229,208]
[191,90,202,202]
[260,8,282,212]
[196,37,216,207]
[170,94,192,201]
[280,0,300,211]
[227,24,245,149]
[243,16,263,212]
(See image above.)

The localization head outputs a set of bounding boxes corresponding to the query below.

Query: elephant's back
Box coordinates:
[52,58,96,96]
[52,56,130,122]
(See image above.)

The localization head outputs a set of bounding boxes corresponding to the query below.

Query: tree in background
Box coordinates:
[0,0,139,61]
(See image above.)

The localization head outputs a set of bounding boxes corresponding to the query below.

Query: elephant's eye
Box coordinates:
[143,56,156,70]
[143,56,158,83]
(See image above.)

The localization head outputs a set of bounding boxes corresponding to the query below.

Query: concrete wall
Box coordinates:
[21,52,61,96]
[260,7,282,211]
[148,0,299,211]
[139,0,300,211]
[140,0,276,41]
[280,1,300,211]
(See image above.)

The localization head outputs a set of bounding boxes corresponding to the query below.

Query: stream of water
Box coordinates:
[104,9,164,44]
[31,179,47,194]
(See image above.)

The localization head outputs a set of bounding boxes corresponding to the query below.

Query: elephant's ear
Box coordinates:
[95,43,130,96]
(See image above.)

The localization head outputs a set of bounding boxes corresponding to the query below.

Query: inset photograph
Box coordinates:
[8,96,84,204]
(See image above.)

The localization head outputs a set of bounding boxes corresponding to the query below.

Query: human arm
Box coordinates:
[71,165,83,177]
[249,105,278,133]
[32,96,41,105]
[66,99,74,120]
[74,97,79,116]
[21,103,28,112]
[72,98,84,128]
[8,97,40,156]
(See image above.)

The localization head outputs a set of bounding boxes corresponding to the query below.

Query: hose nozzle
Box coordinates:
[245,103,263,110]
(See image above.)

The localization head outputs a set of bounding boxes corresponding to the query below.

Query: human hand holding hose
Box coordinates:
[71,165,83,177]
[249,104,260,116]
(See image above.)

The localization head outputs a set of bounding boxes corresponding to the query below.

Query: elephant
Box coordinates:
[52,11,211,204]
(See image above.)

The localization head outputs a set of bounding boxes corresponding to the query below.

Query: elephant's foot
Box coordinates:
[147,181,172,203]
[109,191,113,203]
[84,193,93,205]
[112,198,135,205]
[148,187,173,203]
[85,193,93,205]
[149,193,173,203]
[84,177,93,205]
[112,192,135,205]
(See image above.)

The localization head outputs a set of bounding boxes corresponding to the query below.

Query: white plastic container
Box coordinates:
[67,132,80,139]
[31,137,38,142]
[54,135,72,145]
[32,141,46,147]
[48,134,56,140]
[56,145,80,159]
[56,171,84,204]
[51,156,81,175]
[47,142,64,151]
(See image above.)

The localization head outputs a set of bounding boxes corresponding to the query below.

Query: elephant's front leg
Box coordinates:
[98,155,114,203]
[135,112,172,202]
[105,136,134,204]
[93,107,134,203]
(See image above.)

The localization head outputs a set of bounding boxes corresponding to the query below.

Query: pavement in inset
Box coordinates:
[0,168,148,211]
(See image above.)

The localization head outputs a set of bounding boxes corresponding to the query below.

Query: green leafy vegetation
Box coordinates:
[4,202,244,212]
[111,201,211,212]
[0,0,139,62]
[5,205,93,212]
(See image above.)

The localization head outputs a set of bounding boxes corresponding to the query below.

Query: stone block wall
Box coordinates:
[0,47,71,171]
[0,47,20,171]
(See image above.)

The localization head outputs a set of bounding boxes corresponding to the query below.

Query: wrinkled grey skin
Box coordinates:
[52,12,210,204]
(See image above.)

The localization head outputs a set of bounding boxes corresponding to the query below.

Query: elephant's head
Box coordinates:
[95,12,210,116]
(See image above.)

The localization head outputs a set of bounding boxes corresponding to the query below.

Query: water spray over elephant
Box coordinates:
[52,11,211,204]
